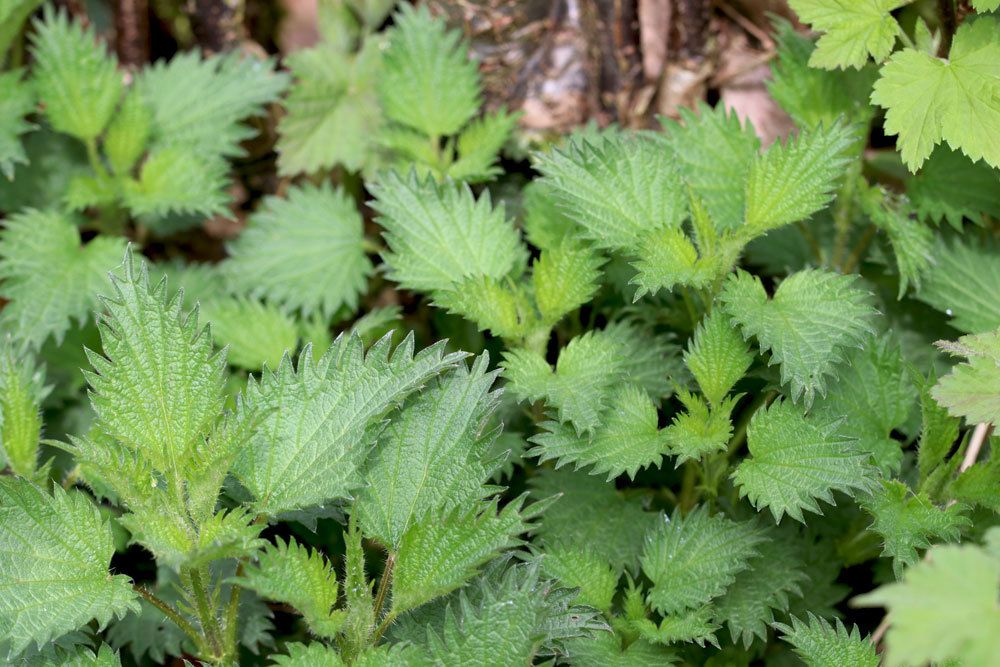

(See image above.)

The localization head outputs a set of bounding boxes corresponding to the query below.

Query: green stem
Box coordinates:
[362,238,384,255]
[188,567,224,660]
[831,165,862,269]
[84,138,109,180]
[677,461,699,512]
[841,225,877,274]
[372,553,395,630]
[134,583,202,646]
[223,562,244,657]
[680,288,700,330]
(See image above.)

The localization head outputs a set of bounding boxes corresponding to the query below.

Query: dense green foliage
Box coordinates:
[1,1,999,665]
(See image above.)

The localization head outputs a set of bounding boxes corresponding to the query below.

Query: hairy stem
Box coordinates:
[223,561,244,656]
[372,553,395,627]
[134,583,202,646]
[841,225,877,275]
[188,567,225,660]
[831,164,861,269]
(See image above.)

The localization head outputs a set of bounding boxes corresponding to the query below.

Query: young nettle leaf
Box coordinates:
[732,400,877,523]
[103,90,151,176]
[277,39,383,176]
[855,530,1000,667]
[641,506,766,615]
[661,104,759,231]
[234,538,346,639]
[775,615,879,667]
[529,383,668,480]
[29,7,123,142]
[664,390,739,464]
[0,69,34,180]
[121,146,230,218]
[503,329,622,435]
[0,342,47,479]
[860,186,934,296]
[742,120,855,237]
[720,269,877,405]
[918,238,1000,334]
[0,478,138,658]
[862,480,970,577]
[370,170,527,293]
[632,606,721,648]
[378,4,480,139]
[684,309,753,407]
[137,51,289,160]
[224,183,372,318]
[0,209,125,348]
[0,0,43,60]
[535,133,688,251]
[447,109,521,182]
[932,328,1000,423]
[232,333,465,515]
[872,16,1000,171]
[356,355,502,549]
[787,0,907,70]
[532,240,604,326]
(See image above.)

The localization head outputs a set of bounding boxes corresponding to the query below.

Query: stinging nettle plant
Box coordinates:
[1,1,1000,666]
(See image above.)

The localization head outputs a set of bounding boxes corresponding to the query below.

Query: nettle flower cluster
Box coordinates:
[0,1,1000,666]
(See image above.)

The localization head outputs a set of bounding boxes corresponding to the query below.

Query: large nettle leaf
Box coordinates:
[0,478,138,658]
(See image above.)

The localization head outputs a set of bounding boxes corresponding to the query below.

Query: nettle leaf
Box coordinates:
[862,480,970,577]
[743,120,855,237]
[787,0,907,69]
[432,275,532,340]
[909,147,1000,228]
[103,90,151,176]
[0,70,35,179]
[810,336,916,473]
[532,241,604,326]
[269,642,344,666]
[137,50,288,158]
[872,16,1000,171]
[277,39,382,175]
[0,478,138,658]
[661,104,759,231]
[0,343,47,479]
[378,4,480,138]
[29,7,122,141]
[529,383,668,480]
[915,368,960,489]
[529,468,659,572]
[233,333,464,515]
[640,506,766,615]
[521,180,577,251]
[632,606,720,648]
[356,355,501,549]
[418,562,598,666]
[664,391,738,465]
[0,209,125,348]
[502,330,621,435]
[768,20,877,129]
[28,643,124,667]
[234,538,345,639]
[732,400,877,523]
[684,309,753,407]
[202,297,299,371]
[536,544,619,612]
[974,0,1000,10]
[917,237,1000,334]
[856,532,1000,667]
[535,132,687,250]
[775,614,878,667]
[861,187,934,296]
[932,328,1000,424]
[224,183,372,318]
[121,146,230,218]
[714,533,807,648]
[447,109,520,182]
[370,171,526,293]
[0,0,43,60]
[720,269,876,405]
[87,254,225,478]
[390,496,538,614]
